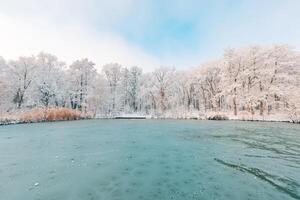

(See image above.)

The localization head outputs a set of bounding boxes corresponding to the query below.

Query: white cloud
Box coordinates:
[0,13,160,71]
[0,0,299,70]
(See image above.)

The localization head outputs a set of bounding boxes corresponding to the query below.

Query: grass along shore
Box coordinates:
[1,108,299,126]
[0,107,91,125]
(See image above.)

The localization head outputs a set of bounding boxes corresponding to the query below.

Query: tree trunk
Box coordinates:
[160,89,165,112]
[233,96,237,116]
[259,100,264,115]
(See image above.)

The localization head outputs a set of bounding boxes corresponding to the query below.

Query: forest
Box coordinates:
[0,44,299,123]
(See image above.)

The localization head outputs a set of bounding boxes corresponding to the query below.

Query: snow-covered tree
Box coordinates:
[102,63,122,114]
[68,59,97,113]
[0,57,11,111]
[123,66,142,112]
[8,56,37,108]
[0,44,299,122]
[33,52,66,107]
[151,67,175,113]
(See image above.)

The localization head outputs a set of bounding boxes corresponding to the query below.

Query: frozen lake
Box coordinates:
[0,120,299,200]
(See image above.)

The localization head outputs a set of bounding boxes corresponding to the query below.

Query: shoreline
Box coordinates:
[1,117,298,126]
[0,118,89,126]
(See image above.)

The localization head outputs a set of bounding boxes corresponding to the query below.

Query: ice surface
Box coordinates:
[0,120,299,200]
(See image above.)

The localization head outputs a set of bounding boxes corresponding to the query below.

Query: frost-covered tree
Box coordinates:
[0,57,11,112]
[152,67,175,113]
[0,45,299,122]
[102,63,122,114]
[123,66,142,112]
[84,73,108,116]
[8,56,37,108]
[34,52,66,107]
[68,59,97,113]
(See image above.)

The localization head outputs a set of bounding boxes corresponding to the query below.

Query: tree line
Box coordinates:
[0,44,299,121]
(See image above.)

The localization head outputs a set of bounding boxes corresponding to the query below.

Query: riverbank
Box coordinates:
[0,107,91,126]
[1,117,298,126]
[1,110,299,126]
[142,111,299,123]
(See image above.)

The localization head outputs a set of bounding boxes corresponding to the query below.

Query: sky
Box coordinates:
[0,0,299,71]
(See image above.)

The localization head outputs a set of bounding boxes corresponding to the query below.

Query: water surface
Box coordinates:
[0,120,299,200]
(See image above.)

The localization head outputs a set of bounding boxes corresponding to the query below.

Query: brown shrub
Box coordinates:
[45,107,81,121]
[17,107,82,122]
[19,108,45,122]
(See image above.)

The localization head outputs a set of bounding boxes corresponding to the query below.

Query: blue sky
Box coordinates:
[112,0,300,62]
[0,0,299,70]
